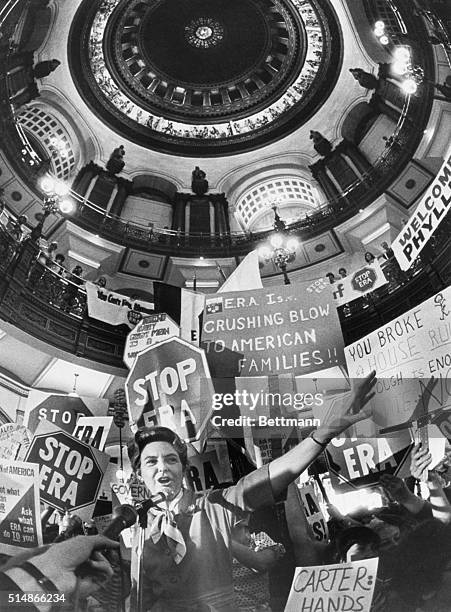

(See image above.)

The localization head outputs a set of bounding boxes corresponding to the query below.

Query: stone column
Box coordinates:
[223,196,230,234]
[71,162,102,197]
[309,160,341,202]
[213,199,222,234]
[210,202,215,234]
[109,177,132,217]
[172,194,187,231]
[339,140,372,176]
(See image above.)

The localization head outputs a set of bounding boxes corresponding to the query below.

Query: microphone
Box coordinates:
[75,504,137,579]
[53,514,83,542]
[135,493,166,528]
[102,504,138,541]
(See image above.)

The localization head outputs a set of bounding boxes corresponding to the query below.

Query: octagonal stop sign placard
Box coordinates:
[125,337,215,447]
[351,267,377,293]
[25,420,110,515]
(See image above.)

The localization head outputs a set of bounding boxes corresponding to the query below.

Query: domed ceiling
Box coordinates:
[69,0,343,156]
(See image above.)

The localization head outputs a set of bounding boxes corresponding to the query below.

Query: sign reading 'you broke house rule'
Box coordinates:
[201,283,345,377]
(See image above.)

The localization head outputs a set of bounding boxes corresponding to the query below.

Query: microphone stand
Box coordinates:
[131,494,165,611]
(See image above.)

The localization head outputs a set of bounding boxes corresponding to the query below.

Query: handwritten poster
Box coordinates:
[123,313,180,368]
[345,287,451,433]
[284,559,379,612]
[0,423,32,462]
[202,283,344,377]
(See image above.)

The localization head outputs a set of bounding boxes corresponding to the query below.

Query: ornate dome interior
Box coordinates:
[69,0,342,154]
[0,0,449,400]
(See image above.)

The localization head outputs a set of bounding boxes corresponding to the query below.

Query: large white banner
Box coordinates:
[392,153,451,270]
[86,282,154,328]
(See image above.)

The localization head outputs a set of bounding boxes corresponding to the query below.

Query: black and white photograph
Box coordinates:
[0,0,450,610]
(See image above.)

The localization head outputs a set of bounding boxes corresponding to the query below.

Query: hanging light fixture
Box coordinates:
[258,205,299,285]
[68,373,79,397]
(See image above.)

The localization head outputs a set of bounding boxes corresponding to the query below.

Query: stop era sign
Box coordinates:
[325,433,413,492]
[125,337,215,445]
[25,420,109,512]
[24,391,109,435]
[351,267,377,293]
[123,313,180,369]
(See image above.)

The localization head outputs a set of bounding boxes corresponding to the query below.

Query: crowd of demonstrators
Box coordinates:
[2,372,451,612]
[325,268,348,284]
[0,373,377,611]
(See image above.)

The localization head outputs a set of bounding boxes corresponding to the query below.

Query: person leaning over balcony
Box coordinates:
[126,371,377,612]
[60,265,84,313]
[49,253,66,275]
[6,214,28,241]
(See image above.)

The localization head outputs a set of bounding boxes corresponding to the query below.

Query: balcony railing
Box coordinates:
[0,0,437,257]
[0,213,449,368]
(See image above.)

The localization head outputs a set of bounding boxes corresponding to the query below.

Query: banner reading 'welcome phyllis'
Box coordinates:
[392,153,451,270]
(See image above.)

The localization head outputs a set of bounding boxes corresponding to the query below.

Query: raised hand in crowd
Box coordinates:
[410,442,432,481]
[409,443,451,524]
[1,535,118,611]
[379,473,425,516]
[314,370,377,441]
[268,370,377,496]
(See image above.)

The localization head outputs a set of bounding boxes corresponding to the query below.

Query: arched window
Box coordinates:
[18,107,76,180]
[236,177,319,229]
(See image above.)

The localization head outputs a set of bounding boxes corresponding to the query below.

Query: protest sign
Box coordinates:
[325,434,413,492]
[202,282,344,378]
[180,289,205,345]
[218,250,263,293]
[73,416,113,451]
[90,462,116,534]
[0,423,32,461]
[111,473,150,506]
[85,281,154,328]
[345,287,451,432]
[284,558,379,612]
[125,337,215,450]
[110,472,148,548]
[186,448,233,492]
[24,389,109,435]
[332,261,388,306]
[124,313,180,368]
[392,152,451,270]
[25,420,110,521]
[297,484,329,542]
[0,459,43,555]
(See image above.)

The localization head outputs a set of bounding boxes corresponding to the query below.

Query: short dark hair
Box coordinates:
[336,526,380,561]
[128,426,188,471]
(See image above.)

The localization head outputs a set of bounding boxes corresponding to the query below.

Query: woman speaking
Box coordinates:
[128,371,376,611]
